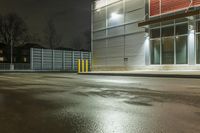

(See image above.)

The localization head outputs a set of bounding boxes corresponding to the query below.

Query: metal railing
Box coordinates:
[0,48,91,72]
[0,63,10,70]
[0,63,31,71]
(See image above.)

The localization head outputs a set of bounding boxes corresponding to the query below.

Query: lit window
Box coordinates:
[24,57,27,63]
[0,57,4,62]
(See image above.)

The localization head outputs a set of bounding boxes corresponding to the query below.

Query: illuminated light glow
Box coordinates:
[93,79,135,84]
[107,0,120,5]
[95,0,120,10]
[110,12,121,20]
[189,25,194,31]
[189,29,195,34]
[144,34,150,65]
[188,29,195,65]
[96,8,101,12]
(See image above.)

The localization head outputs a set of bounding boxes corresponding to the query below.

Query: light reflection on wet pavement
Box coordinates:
[0,73,200,133]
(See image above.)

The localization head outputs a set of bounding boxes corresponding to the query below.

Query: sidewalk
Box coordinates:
[79,70,200,79]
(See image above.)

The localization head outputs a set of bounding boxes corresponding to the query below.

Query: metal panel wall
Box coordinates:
[64,51,73,71]
[31,48,91,72]
[32,48,42,70]
[43,49,53,70]
[54,50,63,70]
[92,0,146,69]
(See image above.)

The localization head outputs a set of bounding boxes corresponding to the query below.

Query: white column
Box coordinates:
[144,34,150,65]
[188,25,195,65]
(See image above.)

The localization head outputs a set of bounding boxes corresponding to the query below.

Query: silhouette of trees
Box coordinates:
[44,19,62,49]
[72,30,91,51]
[0,13,27,46]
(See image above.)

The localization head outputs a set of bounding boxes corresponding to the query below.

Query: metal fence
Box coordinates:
[31,48,91,72]
[0,63,10,70]
[0,63,31,71]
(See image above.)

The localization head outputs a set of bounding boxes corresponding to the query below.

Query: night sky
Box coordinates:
[0,0,92,50]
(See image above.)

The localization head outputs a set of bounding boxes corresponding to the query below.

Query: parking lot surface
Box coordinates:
[0,73,200,133]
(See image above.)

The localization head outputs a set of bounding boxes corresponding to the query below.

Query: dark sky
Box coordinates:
[0,0,92,50]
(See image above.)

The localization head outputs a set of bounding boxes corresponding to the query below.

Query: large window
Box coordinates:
[151,39,160,64]
[176,23,188,64]
[176,36,188,64]
[162,37,174,64]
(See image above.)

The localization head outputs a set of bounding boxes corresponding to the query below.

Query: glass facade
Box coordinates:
[150,21,188,65]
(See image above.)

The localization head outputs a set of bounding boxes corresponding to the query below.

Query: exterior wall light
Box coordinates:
[144,33,149,38]
[189,25,194,31]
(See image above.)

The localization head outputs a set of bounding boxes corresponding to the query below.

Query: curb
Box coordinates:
[79,72,200,79]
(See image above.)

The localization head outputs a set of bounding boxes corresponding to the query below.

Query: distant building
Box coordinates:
[16,43,45,63]
[92,0,200,71]
[0,43,44,63]
[0,43,10,63]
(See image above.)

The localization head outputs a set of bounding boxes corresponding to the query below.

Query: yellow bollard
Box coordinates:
[78,59,81,73]
[82,60,85,73]
[85,60,88,73]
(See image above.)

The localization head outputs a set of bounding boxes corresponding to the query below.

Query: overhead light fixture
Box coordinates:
[144,33,149,38]
[188,25,194,31]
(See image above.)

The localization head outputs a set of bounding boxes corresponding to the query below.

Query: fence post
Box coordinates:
[52,49,54,70]
[82,59,85,72]
[62,50,65,71]
[72,51,75,71]
[78,59,81,73]
[86,59,88,72]
[30,48,33,70]
[41,49,43,70]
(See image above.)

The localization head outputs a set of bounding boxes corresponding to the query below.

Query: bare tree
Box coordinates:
[71,30,91,51]
[0,13,27,46]
[0,13,27,65]
[44,19,62,49]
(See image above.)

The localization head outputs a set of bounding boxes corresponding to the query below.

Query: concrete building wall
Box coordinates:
[92,0,146,70]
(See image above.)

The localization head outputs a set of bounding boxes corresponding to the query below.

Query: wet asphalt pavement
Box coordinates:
[0,73,200,133]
